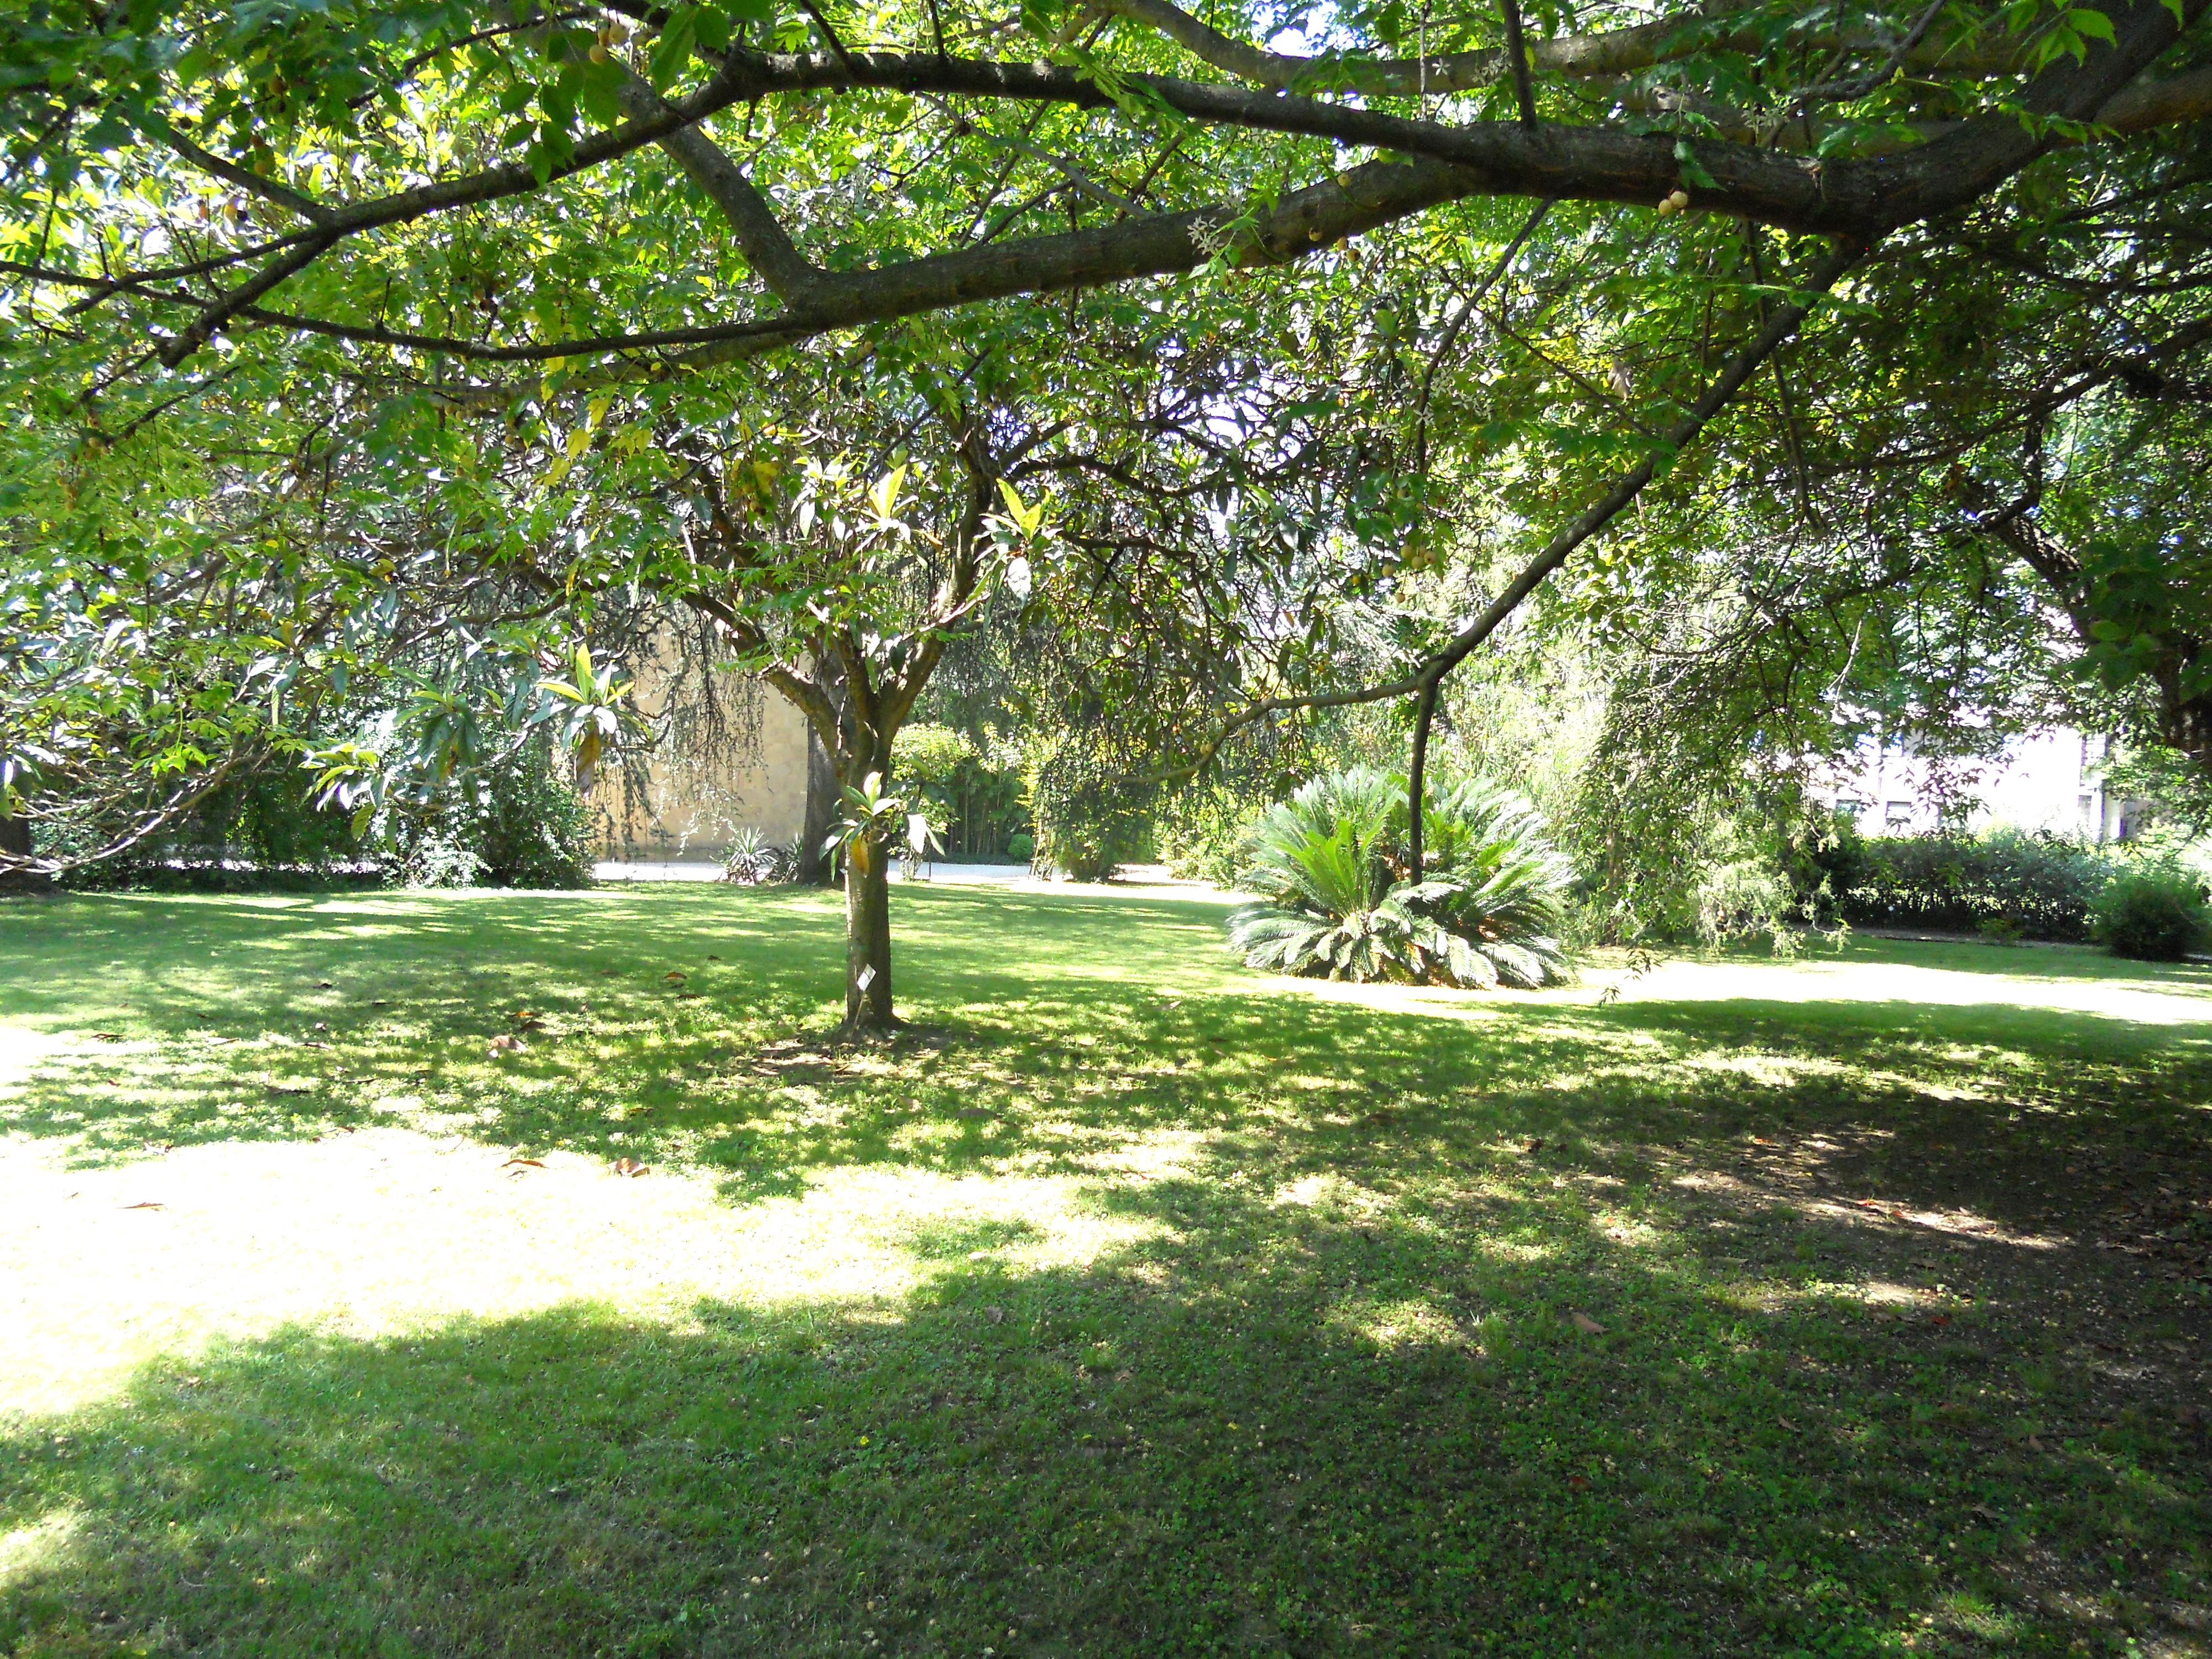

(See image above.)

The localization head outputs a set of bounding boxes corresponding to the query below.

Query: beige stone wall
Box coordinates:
[588,627,811,862]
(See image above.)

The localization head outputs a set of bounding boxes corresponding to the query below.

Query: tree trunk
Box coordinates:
[799,723,839,884]
[0,808,38,890]
[843,830,895,1031]
[1406,676,1440,883]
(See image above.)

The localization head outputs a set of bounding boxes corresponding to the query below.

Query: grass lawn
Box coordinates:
[1,881,2209,1658]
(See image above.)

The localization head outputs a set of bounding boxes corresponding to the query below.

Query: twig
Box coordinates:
[1499,0,1540,126]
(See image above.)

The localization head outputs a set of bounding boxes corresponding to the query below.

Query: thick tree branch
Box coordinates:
[1094,0,2042,96]
[37,0,2203,381]
[617,72,823,301]
[154,126,336,226]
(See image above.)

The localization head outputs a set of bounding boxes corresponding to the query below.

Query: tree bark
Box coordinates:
[1406,675,1441,883]
[0,808,40,890]
[799,722,839,884]
[843,828,895,1030]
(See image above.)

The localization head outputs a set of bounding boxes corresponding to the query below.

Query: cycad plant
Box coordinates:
[1228,768,1574,988]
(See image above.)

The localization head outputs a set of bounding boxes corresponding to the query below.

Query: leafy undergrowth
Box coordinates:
[1,885,2209,1657]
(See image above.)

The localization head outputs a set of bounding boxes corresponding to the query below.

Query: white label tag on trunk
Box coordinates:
[856,965,876,993]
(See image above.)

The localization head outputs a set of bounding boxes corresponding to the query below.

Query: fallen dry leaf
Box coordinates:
[1569,1311,1605,1335]
[501,1156,545,1171]
[90,1031,125,1042]
[613,1157,648,1178]
[664,971,687,983]
[488,1034,525,1056]
[120,1201,166,1212]
[984,1306,1006,1325]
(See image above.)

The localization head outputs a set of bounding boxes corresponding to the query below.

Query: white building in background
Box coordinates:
[1820,727,2153,841]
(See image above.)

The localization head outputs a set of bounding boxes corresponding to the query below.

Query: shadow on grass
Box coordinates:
[5,1167,2208,1658]
[5,888,2212,1653]
[3,889,2211,1227]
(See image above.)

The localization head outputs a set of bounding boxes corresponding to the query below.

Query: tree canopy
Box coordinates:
[4,0,2209,1018]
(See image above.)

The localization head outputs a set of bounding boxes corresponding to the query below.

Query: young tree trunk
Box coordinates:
[680,409,1000,1034]
[843,827,895,1031]
[1406,675,1440,883]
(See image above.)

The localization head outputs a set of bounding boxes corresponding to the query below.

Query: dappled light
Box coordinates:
[3,884,2209,1655]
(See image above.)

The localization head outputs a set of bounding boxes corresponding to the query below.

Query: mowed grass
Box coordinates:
[1,884,2209,1658]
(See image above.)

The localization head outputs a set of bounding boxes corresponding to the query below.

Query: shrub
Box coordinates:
[2091,868,2211,961]
[1025,732,1146,882]
[57,759,366,889]
[891,723,976,785]
[1804,824,2114,941]
[723,827,800,885]
[891,723,1028,859]
[1227,768,1573,989]
[1005,832,1035,864]
[1155,782,1269,887]
[1567,743,1829,951]
[383,738,595,889]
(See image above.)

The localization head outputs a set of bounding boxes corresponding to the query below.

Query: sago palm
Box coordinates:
[1227,768,1573,989]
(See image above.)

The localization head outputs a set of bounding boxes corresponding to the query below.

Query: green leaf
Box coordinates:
[1672,139,1719,191]
[2065,7,2116,42]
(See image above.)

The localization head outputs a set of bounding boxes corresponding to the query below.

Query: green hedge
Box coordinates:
[1802,826,2117,941]
[60,737,594,891]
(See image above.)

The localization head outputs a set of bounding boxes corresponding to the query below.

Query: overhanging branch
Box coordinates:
[1151,237,1869,784]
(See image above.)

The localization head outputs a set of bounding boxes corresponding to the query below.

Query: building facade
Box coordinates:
[1822,727,2151,841]
[588,624,813,864]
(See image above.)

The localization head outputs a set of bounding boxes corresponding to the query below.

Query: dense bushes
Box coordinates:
[1227,768,1574,988]
[890,724,1029,859]
[58,765,367,891]
[1024,731,1150,882]
[53,733,594,891]
[380,738,596,889]
[2091,868,2212,961]
[1803,825,2116,941]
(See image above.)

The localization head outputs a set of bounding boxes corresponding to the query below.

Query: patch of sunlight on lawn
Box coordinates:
[0,1127,1164,1416]
[0,1509,81,1590]
[1211,941,2212,1032]
[1602,953,2212,1025]
[0,1028,72,1103]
